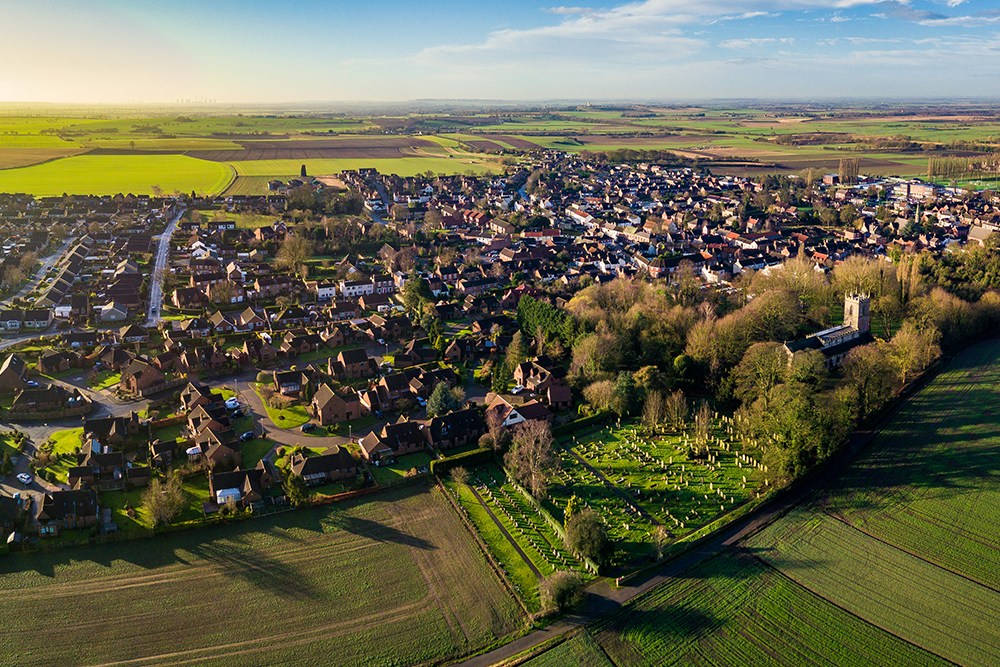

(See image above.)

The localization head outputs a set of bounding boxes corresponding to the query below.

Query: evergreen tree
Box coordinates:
[427,381,453,417]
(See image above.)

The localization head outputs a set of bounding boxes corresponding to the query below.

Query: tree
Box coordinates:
[663,390,689,431]
[563,495,580,531]
[2,266,24,288]
[492,362,511,394]
[504,419,557,499]
[731,342,788,410]
[887,322,940,384]
[842,343,898,422]
[427,381,457,417]
[450,466,470,486]
[583,379,618,414]
[402,270,433,317]
[276,235,314,276]
[538,570,585,614]
[506,331,528,371]
[565,508,611,565]
[693,400,712,445]
[19,251,38,274]
[50,223,67,241]
[142,474,186,527]
[392,203,410,221]
[283,472,311,507]
[613,370,638,416]
[642,391,665,432]
[652,525,670,560]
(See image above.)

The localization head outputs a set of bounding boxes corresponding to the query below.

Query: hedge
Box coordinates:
[430,447,493,476]
[552,412,609,437]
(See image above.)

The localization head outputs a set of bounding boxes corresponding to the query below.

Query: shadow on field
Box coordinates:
[190,540,319,601]
[329,513,436,550]
[594,605,719,650]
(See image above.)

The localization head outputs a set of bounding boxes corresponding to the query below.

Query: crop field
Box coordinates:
[228,156,498,179]
[579,552,951,667]
[0,485,522,667]
[521,633,614,667]
[0,154,233,196]
[740,337,1000,666]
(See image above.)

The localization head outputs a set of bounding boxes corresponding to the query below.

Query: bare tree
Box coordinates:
[642,391,665,432]
[504,419,558,499]
[663,390,689,432]
[694,400,712,445]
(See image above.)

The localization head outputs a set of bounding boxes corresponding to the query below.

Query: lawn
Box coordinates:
[88,370,121,391]
[39,427,83,484]
[152,422,185,442]
[0,154,234,196]
[251,383,312,429]
[370,451,436,487]
[0,485,523,667]
[241,438,276,469]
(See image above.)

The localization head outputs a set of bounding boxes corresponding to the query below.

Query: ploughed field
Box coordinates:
[523,337,1000,666]
[0,485,522,667]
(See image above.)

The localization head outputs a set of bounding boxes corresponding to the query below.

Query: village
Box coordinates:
[0,149,994,546]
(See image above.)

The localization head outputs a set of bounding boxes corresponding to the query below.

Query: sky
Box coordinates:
[1,0,999,104]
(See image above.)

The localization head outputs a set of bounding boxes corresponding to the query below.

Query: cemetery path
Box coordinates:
[468,484,543,581]
[565,447,662,527]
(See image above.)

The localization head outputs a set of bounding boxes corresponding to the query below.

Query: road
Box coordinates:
[1,237,73,308]
[146,209,185,327]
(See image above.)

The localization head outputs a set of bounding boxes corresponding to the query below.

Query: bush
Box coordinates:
[538,570,585,614]
[566,508,612,566]
[430,447,493,476]
[256,371,271,383]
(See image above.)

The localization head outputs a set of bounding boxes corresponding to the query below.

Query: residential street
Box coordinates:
[0,237,73,309]
[146,209,185,327]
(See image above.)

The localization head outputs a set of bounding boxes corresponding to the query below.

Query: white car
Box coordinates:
[511,385,525,394]
[225,398,240,410]
[16,473,32,485]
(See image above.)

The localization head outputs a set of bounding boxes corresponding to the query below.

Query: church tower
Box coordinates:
[844,293,870,333]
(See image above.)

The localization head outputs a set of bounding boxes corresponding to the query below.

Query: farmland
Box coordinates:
[520,336,1000,667]
[0,484,522,667]
[0,154,233,196]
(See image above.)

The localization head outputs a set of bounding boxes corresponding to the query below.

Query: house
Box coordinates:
[180,381,223,411]
[0,354,28,394]
[38,349,80,375]
[118,359,165,396]
[119,324,148,344]
[208,462,277,507]
[236,307,267,331]
[486,395,554,428]
[311,383,362,425]
[84,412,141,446]
[359,419,426,464]
[289,447,357,485]
[243,338,277,364]
[10,385,83,414]
[62,331,100,348]
[99,302,129,322]
[422,408,487,451]
[273,370,309,396]
[37,489,99,537]
[270,305,311,329]
[394,338,437,367]
[329,348,377,380]
[173,287,208,309]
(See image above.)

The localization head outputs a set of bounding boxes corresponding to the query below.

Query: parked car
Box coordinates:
[16,473,32,485]
[511,385,525,394]
[300,423,316,432]
[240,431,255,442]
[416,397,427,407]
[26,380,38,388]
[225,398,240,410]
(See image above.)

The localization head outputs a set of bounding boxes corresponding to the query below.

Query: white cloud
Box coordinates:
[544,7,594,15]
[720,37,795,48]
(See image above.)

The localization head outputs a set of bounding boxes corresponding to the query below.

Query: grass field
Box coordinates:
[0,154,233,196]
[583,552,951,667]
[251,383,312,429]
[0,484,523,667]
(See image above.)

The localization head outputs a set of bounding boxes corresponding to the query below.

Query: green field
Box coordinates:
[0,154,233,196]
[0,484,522,667]
[229,156,497,178]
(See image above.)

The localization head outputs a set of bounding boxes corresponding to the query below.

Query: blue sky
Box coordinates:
[1,0,999,103]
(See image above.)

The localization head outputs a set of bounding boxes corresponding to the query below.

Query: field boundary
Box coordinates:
[437,478,531,617]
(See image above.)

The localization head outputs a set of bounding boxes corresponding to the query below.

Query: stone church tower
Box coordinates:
[844,293,870,334]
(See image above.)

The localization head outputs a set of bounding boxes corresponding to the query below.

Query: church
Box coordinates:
[784,294,875,368]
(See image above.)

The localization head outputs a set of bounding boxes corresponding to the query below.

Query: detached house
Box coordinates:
[311,383,362,425]
[289,447,357,485]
